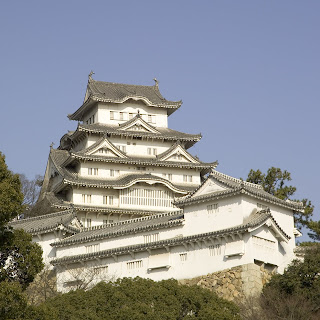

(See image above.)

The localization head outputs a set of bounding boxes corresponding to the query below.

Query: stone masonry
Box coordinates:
[180,263,275,301]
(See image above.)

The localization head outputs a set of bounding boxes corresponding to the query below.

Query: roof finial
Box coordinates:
[88,70,95,82]
[50,142,54,149]
[153,78,159,86]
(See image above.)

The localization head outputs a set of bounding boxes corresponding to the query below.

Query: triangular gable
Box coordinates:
[84,137,127,158]
[118,114,160,134]
[249,218,290,243]
[158,144,200,164]
[190,175,230,198]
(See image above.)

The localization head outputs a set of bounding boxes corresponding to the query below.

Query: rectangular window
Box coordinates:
[207,203,218,214]
[94,168,98,175]
[119,112,124,120]
[127,260,143,270]
[85,243,99,253]
[209,244,222,256]
[144,233,159,244]
[129,113,134,120]
[188,175,192,182]
[86,219,92,228]
[168,174,172,181]
[110,169,114,177]
[98,148,104,154]
[88,168,93,175]
[110,111,115,120]
[102,219,113,225]
[103,195,114,205]
[180,253,187,262]
[121,146,126,152]
[183,175,187,182]
[82,194,91,204]
[153,148,157,156]
[93,266,108,275]
[148,115,152,123]
[147,148,151,155]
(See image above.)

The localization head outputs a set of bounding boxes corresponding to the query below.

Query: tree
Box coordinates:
[18,174,43,214]
[0,229,44,289]
[0,152,24,241]
[259,245,320,319]
[0,281,28,320]
[246,167,314,229]
[28,277,241,320]
[0,151,43,288]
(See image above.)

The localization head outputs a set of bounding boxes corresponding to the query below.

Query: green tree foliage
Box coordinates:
[0,152,24,241]
[307,220,320,241]
[0,281,28,320]
[0,151,44,288]
[246,167,314,228]
[29,277,241,320]
[0,229,44,289]
[260,245,320,319]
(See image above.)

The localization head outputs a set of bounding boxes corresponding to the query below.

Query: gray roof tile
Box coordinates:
[10,210,79,235]
[69,79,182,120]
[52,211,184,247]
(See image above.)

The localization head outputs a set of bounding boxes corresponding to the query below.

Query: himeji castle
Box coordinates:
[11,74,304,293]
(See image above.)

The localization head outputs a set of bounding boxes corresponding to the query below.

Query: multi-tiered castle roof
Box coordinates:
[33,76,217,224]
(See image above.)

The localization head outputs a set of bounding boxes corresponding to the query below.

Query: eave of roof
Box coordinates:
[54,172,197,194]
[52,211,184,247]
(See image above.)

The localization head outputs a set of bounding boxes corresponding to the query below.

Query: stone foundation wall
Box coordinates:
[179,263,275,301]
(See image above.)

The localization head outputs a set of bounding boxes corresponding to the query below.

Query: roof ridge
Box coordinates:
[212,170,264,189]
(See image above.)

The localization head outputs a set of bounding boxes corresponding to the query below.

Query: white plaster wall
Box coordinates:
[182,196,243,236]
[56,235,255,292]
[95,101,168,128]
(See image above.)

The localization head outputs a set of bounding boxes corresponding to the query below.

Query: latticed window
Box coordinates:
[209,244,222,256]
[103,195,114,205]
[180,253,187,262]
[110,111,115,120]
[127,260,143,270]
[85,243,99,253]
[120,188,174,207]
[82,194,92,204]
[207,203,218,214]
[144,233,159,244]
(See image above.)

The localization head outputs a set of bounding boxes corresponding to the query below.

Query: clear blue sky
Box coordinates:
[0,1,319,240]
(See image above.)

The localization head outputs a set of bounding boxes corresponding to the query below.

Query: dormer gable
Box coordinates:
[82,137,128,158]
[191,175,229,198]
[157,143,200,164]
[118,113,160,134]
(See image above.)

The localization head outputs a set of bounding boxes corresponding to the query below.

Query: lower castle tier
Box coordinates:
[12,76,304,293]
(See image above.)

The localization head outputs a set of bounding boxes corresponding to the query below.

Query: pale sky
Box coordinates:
[0,1,319,240]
